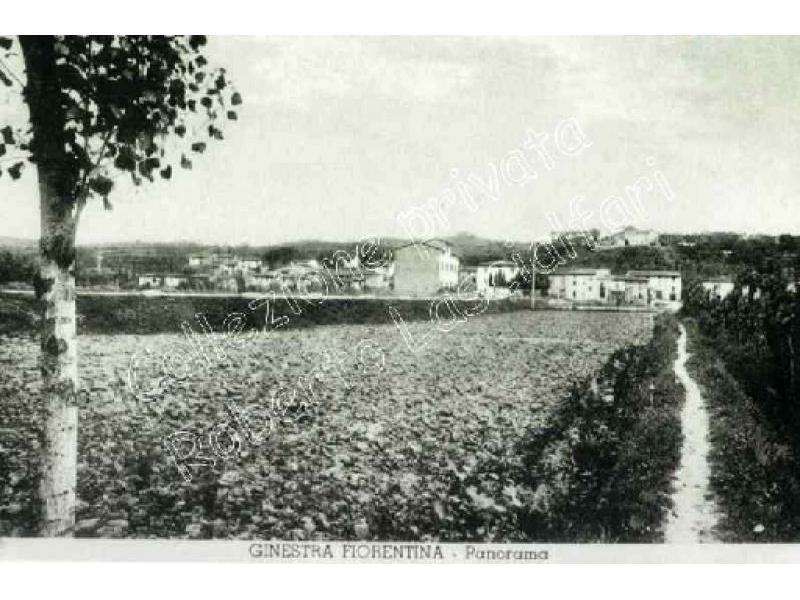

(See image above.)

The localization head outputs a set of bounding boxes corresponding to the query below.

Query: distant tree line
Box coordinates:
[0,250,35,284]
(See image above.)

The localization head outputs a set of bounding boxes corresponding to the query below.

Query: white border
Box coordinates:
[4,1,800,34]
[4,1,800,595]
[2,561,796,600]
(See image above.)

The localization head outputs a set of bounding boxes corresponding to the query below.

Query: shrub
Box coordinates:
[512,314,684,541]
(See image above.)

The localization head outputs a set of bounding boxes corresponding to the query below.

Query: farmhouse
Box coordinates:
[548,268,611,303]
[627,270,681,302]
[606,275,649,305]
[598,226,659,248]
[392,239,460,297]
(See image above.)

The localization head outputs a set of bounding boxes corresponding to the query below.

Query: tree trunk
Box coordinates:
[20,36,79,536]
[37,201,79,537]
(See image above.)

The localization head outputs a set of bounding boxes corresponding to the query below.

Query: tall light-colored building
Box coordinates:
[392,240,460,297]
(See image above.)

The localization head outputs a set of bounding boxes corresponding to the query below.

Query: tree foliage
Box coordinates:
[684,260,800,431]
[0,35,241,210]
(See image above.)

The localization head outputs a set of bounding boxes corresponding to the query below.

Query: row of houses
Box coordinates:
[138,252,397,294]
[547,268,682,307]
[136,241,749,311]
[700,276,799,301]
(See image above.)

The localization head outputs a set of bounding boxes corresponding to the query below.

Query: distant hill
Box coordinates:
[0,236,36,250]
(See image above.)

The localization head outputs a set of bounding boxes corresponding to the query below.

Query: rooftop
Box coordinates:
[551,268,610,276]
[477,260,518,267]
[393,239,460,257]
[626,270,681,277]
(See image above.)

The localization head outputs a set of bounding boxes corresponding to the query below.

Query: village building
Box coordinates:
[237,258,264,272]
[137,274,163,288]
[702,277,735,300]
[606,275,649,305]
[627,270,681,302]
[548,268,611,303]
[392,239,460,297]
[547,268,682,307]
[162,274,188,289]
[187,253,216,268]
[475,261,521,297]
[363,263,394,290]
[597,226,659,248]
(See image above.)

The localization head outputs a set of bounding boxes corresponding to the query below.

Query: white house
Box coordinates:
[548,268,681,306]
[548,268,611,302]
[137,274,162,288]
[163,274,187,289]
[598,226,659,248]
[188,254,215,268]
[606,275,649,305]
[627,270,681,303]
[393,239,460,297]
[475,261,521,296]
[702,277,735,300]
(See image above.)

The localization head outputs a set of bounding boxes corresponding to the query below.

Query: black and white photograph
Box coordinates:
[2,22,800,572]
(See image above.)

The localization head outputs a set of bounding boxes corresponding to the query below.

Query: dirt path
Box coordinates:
[663,323,718,543]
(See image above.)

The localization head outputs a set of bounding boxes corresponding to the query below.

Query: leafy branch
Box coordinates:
[2,35,242,210]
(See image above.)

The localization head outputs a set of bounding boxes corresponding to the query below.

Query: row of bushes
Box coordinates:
[515,314,684,541]
[405,314,684,542]
[680,262,800,541]
[683,319,800,541]
[682,266,800,433]
[0,292,530,337]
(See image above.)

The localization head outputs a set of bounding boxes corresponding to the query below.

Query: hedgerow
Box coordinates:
[683,319,800,541]
[512,314,684,542]
[0,292,529,337]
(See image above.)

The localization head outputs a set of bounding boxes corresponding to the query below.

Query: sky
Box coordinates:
[2,36,800,245]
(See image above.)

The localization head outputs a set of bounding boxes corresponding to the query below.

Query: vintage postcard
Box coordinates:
[1,32,800,565]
